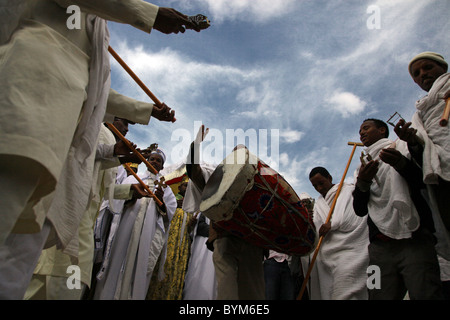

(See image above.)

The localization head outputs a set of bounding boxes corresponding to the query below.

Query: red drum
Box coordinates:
[199,147,317,256]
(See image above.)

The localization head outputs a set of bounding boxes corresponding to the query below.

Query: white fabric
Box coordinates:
[182,164,217,300]
[266,250,290,263]
[30,124,132,291]
[182,165,216,213]
[438,255,450,281]
[410,74,450,260]
[93,171,176,300]
[310,183,369,300]
[412,73,450,184]
[0,0,158,258]
[356,138,420,239]
[183,215,217,300]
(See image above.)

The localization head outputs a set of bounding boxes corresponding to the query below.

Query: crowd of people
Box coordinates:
[0,1,449,301]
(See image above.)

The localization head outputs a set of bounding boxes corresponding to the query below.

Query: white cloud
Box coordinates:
[109,0,449,200]
[168,0,297,23]
[278,147,330,194]
[325,91,367,118]
[280,130,304,144]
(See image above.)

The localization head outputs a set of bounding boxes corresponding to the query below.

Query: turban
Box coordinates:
[408,52,448,77]
[151,148,166,164]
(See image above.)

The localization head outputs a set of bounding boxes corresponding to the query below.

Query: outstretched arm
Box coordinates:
[186,125,209,191]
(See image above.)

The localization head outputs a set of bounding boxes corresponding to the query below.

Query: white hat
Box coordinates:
[408,51,447,77]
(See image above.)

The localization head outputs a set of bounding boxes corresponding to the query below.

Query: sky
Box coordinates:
[107,0,449,200]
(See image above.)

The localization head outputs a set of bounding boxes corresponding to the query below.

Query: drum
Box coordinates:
[199,147,317,256]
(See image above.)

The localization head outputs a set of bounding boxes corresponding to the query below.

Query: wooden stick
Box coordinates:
[297,141,362,300]
[123,163,163,207]
[108,46,162,107]
[105,122,158,175]
[440,98,450,127]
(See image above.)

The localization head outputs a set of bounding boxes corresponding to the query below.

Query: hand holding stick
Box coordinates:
[123,163,163,207]
[440,97,450,127]
[105,122,158,175]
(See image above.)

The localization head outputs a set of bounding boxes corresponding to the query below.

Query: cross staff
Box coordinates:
[154,177,168,189]
[297,141,364,300]
[123,163,163,207]
[105,122,158,175]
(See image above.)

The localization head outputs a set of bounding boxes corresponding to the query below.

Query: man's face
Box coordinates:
[410,59,446,92]
[359,120,385,147]
[149,154,164,172]
[309,173,333,198]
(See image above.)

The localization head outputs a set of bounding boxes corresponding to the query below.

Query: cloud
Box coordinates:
[278,146,330,194]
[167,0,297,23]
[108,0,449,200]
[325,91,367,118]
[280,130,304,144]
[112,41,286,125]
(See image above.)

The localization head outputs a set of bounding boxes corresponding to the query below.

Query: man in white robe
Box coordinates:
[25,118,151,299]
[306,167,369,300]
[0,0,203,299]
[395,52,450,260]
[93,149,177,300]
[353,118,443,300]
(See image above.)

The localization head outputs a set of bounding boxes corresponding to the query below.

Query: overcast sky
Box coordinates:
[107,0,449,200]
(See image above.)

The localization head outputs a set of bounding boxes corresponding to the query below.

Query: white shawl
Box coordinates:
[45,15,110,259]
[356,138,420,239]
[411,73,450,184]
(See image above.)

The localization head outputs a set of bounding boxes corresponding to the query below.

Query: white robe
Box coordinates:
[355,138,420,239]
[303,183,369,300]
[182,164,217,300]
[30,125,135,291]
[183,214,217,300]
[0,0,158,257]
[411,73,450,260]
[94,171,176,300]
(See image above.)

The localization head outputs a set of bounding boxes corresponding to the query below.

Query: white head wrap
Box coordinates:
[151,148,166,164]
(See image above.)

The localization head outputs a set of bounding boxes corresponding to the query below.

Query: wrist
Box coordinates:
[356,177,372,192]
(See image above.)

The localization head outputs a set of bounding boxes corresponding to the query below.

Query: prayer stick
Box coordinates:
[108,46,162,107]
[123,163,163,207]
[439,97,450,127]
[105,122,158,175]
[297,141,362,300]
